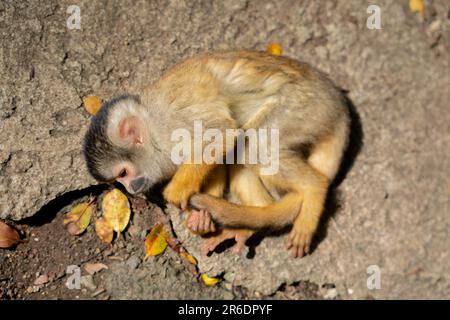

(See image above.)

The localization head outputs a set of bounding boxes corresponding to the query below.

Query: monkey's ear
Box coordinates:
[118,117,143,145]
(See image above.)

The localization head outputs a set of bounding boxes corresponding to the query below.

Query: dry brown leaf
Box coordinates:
[84,262,108,275]
[102,189,131,238]
[95,217,114,243]
[166,236,180,252]
[267,43,283,56]
[0,221,20,249]
[145,223,169,258]
[165,236,198,274]
[201,273,220,286]
[64,202,94,235]
[34,274,49,286]
[409,0,425,17]
[180,251,197,266]
[83,95,102,116]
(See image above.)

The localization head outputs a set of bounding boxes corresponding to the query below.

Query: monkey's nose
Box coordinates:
[130,177,146,193]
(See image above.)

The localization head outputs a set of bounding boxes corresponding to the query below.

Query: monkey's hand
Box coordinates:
[202,229,253,256]
[186,209,216,235]
[163,179,198,210]
[164,163,215,210]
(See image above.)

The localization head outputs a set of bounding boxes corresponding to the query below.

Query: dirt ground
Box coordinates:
[0,191,324,300]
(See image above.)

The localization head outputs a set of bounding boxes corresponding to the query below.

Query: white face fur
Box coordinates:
[95,97,177,194]
[104,99,151,194]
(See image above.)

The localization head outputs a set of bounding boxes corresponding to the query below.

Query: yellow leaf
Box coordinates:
[180,251,197,266]
[145,223,169,257]
[201,274,220,286]
[267,43,283,56]
[0,221,20,249]
[409,0,425,17]
[95,217,114,243]
[63,202,94,235]
[102,189,131,238]
[83,96,102,116]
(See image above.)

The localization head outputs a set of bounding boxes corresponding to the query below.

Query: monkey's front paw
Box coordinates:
[163,181,198,210]
[186,209,216,235]
[286,223,315,258]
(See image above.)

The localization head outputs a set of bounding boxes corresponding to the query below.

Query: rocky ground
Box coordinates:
[0,0,449,299]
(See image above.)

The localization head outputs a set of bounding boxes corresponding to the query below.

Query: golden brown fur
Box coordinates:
[84,50,350,258]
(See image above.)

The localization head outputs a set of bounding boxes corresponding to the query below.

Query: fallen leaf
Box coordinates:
[409,0,425,17]
[91,288,106,297]
[95,217,114,243]
[201,273,220,286]
[64,202,94,235]
[34,274,49,286]
[102,189,131,238]
[267,43,283,56]
[165,236,198,275]
[83,95,102,116]
[145,223,169,257]
[0,221,20,249]
[180,251,197,266]
[166,236,181,252]
[84,263,108,275]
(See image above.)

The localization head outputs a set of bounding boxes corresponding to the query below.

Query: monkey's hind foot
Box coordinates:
[202,229,253,256]
[286,222,314,258]
[186,209,216,235]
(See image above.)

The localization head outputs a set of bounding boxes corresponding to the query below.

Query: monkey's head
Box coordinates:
[83,95,155,195]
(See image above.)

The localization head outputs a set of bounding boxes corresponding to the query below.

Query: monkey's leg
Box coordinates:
[191,151,327,258]
[186,166,226,235]
[307,117,349,181]
[285,120,349,257]
[228,165,274,207]
[246,150,328,258]
[201,165,274,255]
[273,155,328,258]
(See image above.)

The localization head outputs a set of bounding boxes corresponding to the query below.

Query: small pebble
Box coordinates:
[324,288,338,299]
[80,275,97,291]
[126,255,141,270]
[128,225,141,238]
[223,272,235,282]
[223,282,233,291]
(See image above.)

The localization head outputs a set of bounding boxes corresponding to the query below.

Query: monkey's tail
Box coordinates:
[189,193,302,230]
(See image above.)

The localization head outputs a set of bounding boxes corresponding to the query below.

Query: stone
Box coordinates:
[1,0,449,299]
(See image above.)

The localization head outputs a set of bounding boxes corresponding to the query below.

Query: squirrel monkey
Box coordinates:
[83,50,350,258]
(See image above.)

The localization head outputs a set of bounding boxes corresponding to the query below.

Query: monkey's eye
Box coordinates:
[118,168,127,178]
